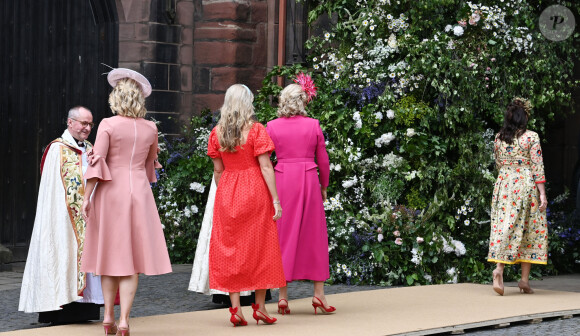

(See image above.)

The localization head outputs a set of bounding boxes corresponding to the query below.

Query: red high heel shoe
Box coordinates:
[277,299,291,315]
[251,303,277,325]
[312,296,336,315]
[229,307,248,327]
[102,322,118,335]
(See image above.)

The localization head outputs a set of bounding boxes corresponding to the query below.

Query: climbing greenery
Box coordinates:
[255,0,580,285]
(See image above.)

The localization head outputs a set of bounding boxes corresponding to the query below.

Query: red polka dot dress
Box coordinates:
[207,123,286,292]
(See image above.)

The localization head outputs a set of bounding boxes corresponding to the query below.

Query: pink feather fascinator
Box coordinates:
[294,72,317,103]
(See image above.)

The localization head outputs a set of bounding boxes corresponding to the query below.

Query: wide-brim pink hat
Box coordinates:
[107,68,152,97]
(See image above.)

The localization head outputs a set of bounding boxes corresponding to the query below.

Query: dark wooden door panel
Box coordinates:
[0,0,118,259]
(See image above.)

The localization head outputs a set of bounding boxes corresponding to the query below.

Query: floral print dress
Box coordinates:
[487,130,548,265]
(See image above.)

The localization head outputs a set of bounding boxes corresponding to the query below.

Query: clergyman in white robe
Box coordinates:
[19,129,104,318]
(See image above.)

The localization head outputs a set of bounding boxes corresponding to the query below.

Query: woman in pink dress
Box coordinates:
[266,80,335,315]
[81,68,172,336]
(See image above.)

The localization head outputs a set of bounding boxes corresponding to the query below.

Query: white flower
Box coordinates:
[411,247,423,265]
[374,112,383,120]
[453,26,464,36]
[423,274,432,282]
[446,267,456,276]
[386,109,395,119]
[375,132,395,147]
[324,32,331,40]
[370,25,375,31]
[464,219,470,226]
[362,20,369,26]
[416,237,424,243]
[377,233,384,242]
[189,182,205,193]
[342,176,358,189]
[334,164,341,171]
[453,239,466,256]
[190,205,199,214]
[406,128,416,137]
[444,24,453,32]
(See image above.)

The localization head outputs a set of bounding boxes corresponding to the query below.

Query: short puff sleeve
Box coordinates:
[252,123,275,157]
[84,121,112,181]
[207,128,221,158]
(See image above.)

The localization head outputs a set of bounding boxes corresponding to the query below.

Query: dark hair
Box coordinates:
[498,100,528,144]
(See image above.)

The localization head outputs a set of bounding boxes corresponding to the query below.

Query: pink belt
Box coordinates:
[277,157,315,163]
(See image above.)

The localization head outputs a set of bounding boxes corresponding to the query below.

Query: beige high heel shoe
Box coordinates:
[492,269,504,296]
[518,280,534,294]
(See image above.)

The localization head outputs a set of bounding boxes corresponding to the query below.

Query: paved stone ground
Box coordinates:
[1,264,579,335]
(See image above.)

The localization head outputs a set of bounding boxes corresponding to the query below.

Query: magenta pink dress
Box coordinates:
[266,116,330,282]
[81,116,172,276]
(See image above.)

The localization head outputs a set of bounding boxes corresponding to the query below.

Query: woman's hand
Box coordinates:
[539,194,547,212]
[273,202,282,221]
[321,186,328,202]
[82,199,91,221]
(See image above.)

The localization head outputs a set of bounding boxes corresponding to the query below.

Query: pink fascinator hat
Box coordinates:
[294,72,317,103]
[107,68,152,97]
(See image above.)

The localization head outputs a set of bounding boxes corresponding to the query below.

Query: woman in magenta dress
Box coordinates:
[266,78,335,315]
[208,84,286,326]
[81,68,172,336]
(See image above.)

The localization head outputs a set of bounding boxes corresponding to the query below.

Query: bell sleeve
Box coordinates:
[253,123,275,157]
[146,125,162,183]
[207,128,221,159]
[84,121,112,181]
[315,120,330,188]
[529,132,546,184]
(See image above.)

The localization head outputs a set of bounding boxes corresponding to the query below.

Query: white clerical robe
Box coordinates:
[19,130,104,313]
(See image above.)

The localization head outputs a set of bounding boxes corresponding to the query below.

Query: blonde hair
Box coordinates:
[108,78,147,118]
[277,84,308,118]
[217,84,256,152]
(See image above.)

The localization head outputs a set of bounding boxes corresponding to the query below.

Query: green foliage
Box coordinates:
[152,111,215,263]
[254,0,579,285]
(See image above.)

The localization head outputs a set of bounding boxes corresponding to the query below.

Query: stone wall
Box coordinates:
[192,0,270,114]
[116,0,196,133]
[115,0,272,130]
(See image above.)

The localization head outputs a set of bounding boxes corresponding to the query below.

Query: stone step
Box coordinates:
[0,244,13,271]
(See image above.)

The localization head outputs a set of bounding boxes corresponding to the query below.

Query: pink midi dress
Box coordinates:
[266,116,331,282]
[81,116,172,276]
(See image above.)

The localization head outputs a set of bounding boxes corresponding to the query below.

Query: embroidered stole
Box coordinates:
[41,138,93,295]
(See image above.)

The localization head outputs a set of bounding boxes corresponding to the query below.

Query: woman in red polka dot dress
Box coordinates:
[207,84,286,326]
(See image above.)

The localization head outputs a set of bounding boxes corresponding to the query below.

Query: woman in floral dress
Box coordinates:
[488,98,548,295]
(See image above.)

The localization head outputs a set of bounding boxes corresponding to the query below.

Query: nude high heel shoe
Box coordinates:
[518,280,534,294]
[492,269,504,296]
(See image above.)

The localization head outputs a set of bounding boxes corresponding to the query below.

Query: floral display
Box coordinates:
[254,0,580,284]
[151,0,579,285]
